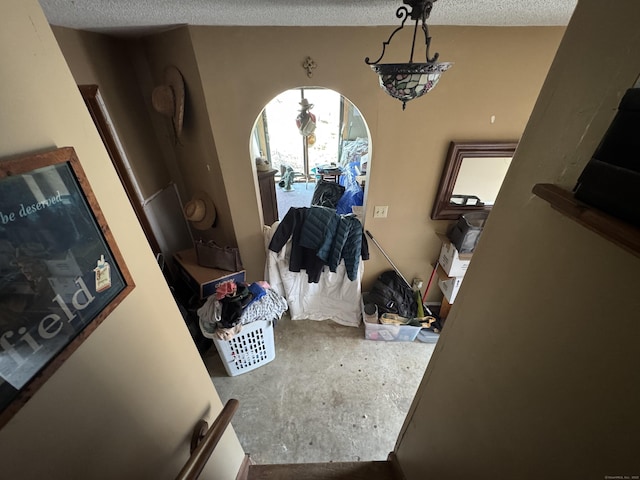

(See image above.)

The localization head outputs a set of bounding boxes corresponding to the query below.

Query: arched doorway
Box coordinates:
[251,87,371,225]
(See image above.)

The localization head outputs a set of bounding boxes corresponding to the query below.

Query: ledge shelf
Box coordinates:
[532,183,640,258]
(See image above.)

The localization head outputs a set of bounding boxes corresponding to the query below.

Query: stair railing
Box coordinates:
[175,398,240,480]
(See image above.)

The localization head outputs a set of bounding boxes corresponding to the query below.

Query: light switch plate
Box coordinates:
[374,206,388,218]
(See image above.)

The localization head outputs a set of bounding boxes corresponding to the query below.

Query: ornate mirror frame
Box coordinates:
[431,141,518,220]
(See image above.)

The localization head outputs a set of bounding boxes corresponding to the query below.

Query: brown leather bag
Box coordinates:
[195,240,243,272]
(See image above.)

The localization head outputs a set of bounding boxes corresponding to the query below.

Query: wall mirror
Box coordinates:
[431,141,518,220]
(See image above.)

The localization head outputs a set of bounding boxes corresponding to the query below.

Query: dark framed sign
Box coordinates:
[0,147,134,427]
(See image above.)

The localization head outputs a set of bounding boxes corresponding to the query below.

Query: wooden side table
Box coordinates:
[173,248,246,300]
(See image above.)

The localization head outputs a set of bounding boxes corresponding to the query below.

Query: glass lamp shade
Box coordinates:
[372,62,452,109]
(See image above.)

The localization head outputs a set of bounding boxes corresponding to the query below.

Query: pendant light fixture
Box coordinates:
[365,0,452,110]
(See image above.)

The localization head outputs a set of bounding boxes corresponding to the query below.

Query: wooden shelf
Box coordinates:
[532,183,640,258]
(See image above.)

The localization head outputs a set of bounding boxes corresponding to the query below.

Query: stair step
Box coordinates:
[248,460,399,480]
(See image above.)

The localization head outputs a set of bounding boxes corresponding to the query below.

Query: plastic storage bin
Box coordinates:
[416,329,440,343]
[212,319,275,376]
[361,292,421,341]
[364,322,421,342]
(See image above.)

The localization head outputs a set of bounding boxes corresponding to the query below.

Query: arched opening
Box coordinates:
[250,86,371,225]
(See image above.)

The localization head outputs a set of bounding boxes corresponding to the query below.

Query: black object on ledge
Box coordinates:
[574,87,640,228]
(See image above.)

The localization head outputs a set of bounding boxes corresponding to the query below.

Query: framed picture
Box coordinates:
[0,147,134,427]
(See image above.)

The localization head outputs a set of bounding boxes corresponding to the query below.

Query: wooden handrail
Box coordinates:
[175,399,240,480]
[532,183,640,258]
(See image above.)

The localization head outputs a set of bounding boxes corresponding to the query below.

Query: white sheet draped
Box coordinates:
[264,222,362,327]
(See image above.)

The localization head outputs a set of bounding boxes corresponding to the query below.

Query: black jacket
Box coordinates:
[268,207,326,283]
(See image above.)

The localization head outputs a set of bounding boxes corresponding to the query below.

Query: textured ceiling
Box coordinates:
[39,0,578,35]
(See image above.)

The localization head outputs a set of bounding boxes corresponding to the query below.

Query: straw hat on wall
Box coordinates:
[152,65,185,139]
[183,191,216,230]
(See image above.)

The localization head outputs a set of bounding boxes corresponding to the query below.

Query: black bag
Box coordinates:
[311,180,345,209]
[366,270,417,319]
[195,240,243,272]
[447,211,488,254]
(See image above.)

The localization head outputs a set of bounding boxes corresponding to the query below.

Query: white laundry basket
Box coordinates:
[212,319,275,376]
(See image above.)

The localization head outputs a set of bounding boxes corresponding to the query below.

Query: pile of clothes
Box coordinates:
[198,280,287,341]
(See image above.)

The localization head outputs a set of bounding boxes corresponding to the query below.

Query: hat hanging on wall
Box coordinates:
[152,66,185,140]
[183,191,216,230]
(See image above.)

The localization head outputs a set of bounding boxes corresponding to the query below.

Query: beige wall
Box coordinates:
[0,2,244,479]
[53,26,239,251]
[141,27,238,248]
[186,25,564,289]
[51,27,171,201]
[49,24,563,290]
[395,1,640,479]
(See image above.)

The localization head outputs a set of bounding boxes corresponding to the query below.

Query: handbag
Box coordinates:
[195,240,243,272]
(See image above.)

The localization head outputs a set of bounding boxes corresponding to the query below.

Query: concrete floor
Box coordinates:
[204,314,436,465]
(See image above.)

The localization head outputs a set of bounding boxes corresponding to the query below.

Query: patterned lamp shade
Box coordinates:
[365,1,452,110]
[372,62,452,110]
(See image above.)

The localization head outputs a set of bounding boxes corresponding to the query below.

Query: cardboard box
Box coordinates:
[173,248,245,299]
[436,264,463,303]
[437,233,473,277]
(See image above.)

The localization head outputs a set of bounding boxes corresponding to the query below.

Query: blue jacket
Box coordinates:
[300,206,367,281]
[317,215,363,280]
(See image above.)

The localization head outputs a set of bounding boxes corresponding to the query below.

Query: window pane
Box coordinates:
[264,90,304,174]
[304,89,341,169]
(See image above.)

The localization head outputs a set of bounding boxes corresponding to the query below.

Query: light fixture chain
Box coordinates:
[410,18,419,63]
